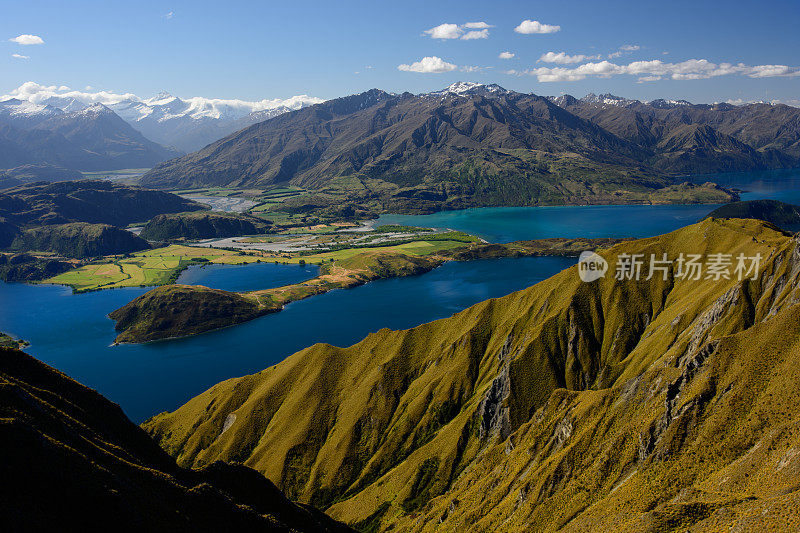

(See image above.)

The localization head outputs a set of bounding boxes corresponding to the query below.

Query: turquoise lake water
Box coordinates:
[377,168,800,242]
[1,168,798,422]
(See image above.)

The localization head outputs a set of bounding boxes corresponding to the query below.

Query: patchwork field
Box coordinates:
[46,245,260,292]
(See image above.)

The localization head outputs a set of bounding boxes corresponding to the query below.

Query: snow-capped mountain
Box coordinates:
[3,83,325,153]
[98,92,318,152]
[580,93,641,107]
[646,98,693,109]
[546,94,579,108]
[0,98,64,129]
[424,82,510,98]
[0,100,181,171]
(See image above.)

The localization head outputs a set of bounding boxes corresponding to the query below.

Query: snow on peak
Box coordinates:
[1,81,325,124]
[424,82,509,98]
[447,81,485,93]
[0,98,55,116]
[646,98,693,109]
[73,103,114,117]
[581,93,640,107]
[0,98,64,125]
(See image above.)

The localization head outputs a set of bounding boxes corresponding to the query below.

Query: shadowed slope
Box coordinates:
[0,347,353,532]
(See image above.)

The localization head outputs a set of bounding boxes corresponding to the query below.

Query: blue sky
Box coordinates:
[2,0,799,104]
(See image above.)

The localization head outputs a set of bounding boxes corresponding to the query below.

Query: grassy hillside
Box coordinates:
[0,252,75,282]
[144,218,800,531]
[0,180,204,228]
[109,285,267,343]
[0,346,352,532]
[140,211,272,241]
[8,222,150,258]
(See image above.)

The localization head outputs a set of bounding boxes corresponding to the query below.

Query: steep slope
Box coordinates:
[8,222,150,258]
[0,100,181,171]
[145,218,800,531]
[551,95,800,173]
[0,346,353,532]
[0,180,205,227]
[652,123,770,174]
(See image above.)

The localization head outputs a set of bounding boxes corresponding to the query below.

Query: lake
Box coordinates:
[0,256,572,422]
[176,261,319,292]
[1,168,798,422]
[377,168,800,242]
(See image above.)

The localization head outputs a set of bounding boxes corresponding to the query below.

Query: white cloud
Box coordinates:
[9,34,44,45]
[461,29,489,40]
[522,58,800,82]
[747,64,796,78]
[514,20,560,34]
[11,53,30,60]
[423,22,492,40]
[424,23,463,39]
[725,98,800,107]
[398,56,458,73]
[608,44,641,59]
[499,51,515,59]
[539,51,600,64]
[164,11,174,19]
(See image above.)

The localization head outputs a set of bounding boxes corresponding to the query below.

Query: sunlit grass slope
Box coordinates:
[144,218,800,531]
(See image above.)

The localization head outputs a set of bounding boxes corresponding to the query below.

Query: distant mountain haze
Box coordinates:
[0,99,181,171]
[3,84,325,153]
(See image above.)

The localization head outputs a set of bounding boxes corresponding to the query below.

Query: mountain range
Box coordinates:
[548,92,800,173]
[5,88,324,153]
[139,82,799,211]
[0,99,181,171]
[143,217,800,531]
[5,83,800,204]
